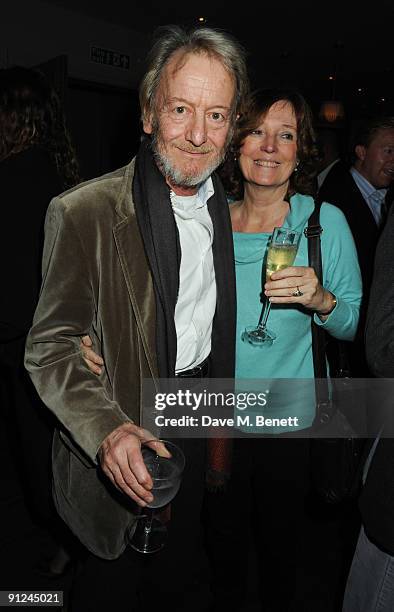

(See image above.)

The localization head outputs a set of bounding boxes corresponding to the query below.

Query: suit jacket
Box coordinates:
[25,156,236,559]
[319,161,381,375]
[319,161,380,294]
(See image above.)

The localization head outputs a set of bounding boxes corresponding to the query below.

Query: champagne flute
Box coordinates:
[127,440,185,554]
[242,227,301,347]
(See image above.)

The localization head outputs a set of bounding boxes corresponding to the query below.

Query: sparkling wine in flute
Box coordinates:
[242,227,301,347]
[266,243,298,280]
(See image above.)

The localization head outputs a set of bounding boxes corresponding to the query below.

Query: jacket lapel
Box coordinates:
[113,216,158,379]
[113,160,158,379]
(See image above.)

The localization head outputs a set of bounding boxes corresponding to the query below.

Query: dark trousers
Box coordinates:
[70,438,212,612]
[204,437,358,612]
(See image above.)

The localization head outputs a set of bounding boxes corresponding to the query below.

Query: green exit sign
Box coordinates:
[90,46,130,70]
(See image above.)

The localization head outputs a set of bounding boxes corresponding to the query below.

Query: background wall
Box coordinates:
[1,1,147,179]
[1,0,149,88]
[2,1,393,179]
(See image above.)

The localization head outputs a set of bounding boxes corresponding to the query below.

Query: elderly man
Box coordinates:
[25,25,248,612]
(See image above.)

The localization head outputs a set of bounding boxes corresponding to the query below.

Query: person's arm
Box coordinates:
[25,196,167,506]
[25,196,130,458]
[311,203,362,340]
[366,206,394,377]
[264,204,361,341]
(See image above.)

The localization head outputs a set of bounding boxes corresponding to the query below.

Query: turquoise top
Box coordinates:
[234,194,362,431]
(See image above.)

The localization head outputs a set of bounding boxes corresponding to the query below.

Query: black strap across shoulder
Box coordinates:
[305,198,335,425]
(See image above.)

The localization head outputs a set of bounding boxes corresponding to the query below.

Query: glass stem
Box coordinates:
[144,508,155,534]
[258,299,272,330]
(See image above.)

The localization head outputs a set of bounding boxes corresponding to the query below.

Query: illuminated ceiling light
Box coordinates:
[198,17,205,22]
[358,88,362,92]
[381,98,386,102]
[320,43,345,123]
[319,100,345,123]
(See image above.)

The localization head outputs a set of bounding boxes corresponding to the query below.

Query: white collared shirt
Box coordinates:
[350,167,387,226]
[170,177,216,373]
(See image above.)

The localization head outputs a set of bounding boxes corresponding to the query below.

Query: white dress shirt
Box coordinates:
[350,167,387,226]
[170,178,216,373]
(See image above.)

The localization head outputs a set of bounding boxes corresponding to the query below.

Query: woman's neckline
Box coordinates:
[230,197,291,234]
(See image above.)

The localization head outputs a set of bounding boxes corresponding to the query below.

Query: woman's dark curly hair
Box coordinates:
[0,66,80,189]
[219,87,319,200]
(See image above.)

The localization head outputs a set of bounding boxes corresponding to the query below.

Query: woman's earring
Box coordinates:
[294,161,299,173]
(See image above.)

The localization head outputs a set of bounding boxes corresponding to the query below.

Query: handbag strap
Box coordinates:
[305,198,334,425]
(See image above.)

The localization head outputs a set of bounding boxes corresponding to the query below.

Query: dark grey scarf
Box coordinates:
[132,138,180,378]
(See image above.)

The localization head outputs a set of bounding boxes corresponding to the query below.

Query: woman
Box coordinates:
[81,89,362,610]
[204,88,362,612]
[0,66,80,578]
[227,89,360,417]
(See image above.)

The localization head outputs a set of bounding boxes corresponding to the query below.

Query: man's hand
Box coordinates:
[98,423,170,507]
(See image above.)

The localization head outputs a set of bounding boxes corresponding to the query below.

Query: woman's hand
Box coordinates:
[81,335,104,374]
[265,266,335,316]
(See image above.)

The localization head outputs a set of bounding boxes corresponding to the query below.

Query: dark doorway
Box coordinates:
[66,78,141,181]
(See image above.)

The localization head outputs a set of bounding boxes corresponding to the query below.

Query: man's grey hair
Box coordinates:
[139,25,249,124]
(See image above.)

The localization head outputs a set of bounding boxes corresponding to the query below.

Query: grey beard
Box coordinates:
[153,148,222,188]
[151,130,232,190]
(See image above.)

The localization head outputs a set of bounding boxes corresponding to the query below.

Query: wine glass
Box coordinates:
[242,227,301,347]
[127,440,185,554]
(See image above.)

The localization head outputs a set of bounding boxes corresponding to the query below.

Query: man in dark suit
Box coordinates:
[319,117,394,375]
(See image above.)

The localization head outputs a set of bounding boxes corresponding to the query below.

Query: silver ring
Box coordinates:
[292,286,303,297]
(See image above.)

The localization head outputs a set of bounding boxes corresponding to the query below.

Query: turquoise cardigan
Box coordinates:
[233,194,362,431]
